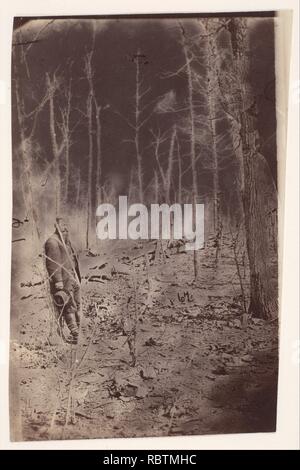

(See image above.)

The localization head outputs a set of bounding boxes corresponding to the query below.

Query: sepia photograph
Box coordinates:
[8,11,286,442]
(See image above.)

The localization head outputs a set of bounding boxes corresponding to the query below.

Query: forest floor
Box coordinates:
[10,233,278,441]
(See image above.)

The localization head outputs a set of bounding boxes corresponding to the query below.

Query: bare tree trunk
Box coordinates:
[154,171,159,204]
[14,75,40,239]
[180,32,198,199]
[94,101,102,207]
[63,78,72,206]
[85,52,94,249]
[46,73,65,216]
[64,136,70,207]
[206,24,221,234]
[75,168,81,208]
[118,50,152,204]
[128,167,134,204]
[152,126,177,243]
[12,32,62,239]
[176,133,182,204]
[165,125,176,205]
[180,25,199,280]
[166,125,177,241]
[228,18,277,319]
[134,49,144,204]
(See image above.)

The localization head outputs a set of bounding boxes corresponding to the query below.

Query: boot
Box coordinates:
[64,312,79,344]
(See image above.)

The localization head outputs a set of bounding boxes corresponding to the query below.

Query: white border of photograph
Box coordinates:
[0,0,299,450]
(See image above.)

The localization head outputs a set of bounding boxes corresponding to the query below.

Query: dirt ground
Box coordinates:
[10,234,278,441]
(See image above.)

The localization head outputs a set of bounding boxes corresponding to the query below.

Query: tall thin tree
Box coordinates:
[218,18,277,319]
[84,50,95,249]
[179,23,199,279]
[46,72,66,216]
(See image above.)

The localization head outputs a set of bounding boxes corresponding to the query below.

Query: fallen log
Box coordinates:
[20,280,43,288]
[84,275,105,283]
[130,249,155,262]
[75,411,92,420]
[89,262,108,271]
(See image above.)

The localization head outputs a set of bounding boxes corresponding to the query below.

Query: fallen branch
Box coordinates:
[84,275,105,283]
[89,263,107,270]
[130,249,155,262]
[75,411,92,420]
[20,280,43,288]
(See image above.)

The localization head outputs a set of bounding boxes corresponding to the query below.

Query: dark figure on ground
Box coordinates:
[44,217,81,344]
